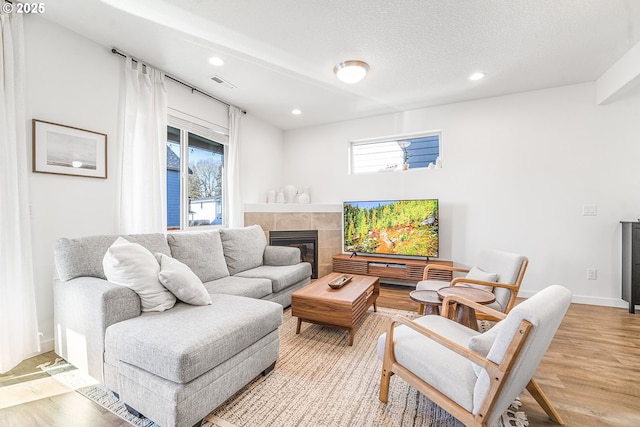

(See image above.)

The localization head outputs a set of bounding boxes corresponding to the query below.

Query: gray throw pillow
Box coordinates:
[167,231,229,282]
[219,225,267,275]
[155,253,212,306]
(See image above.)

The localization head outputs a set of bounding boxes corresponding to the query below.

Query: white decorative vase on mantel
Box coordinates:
[284,185,298,203]
[275,188,285,203]
[298,186,310,204]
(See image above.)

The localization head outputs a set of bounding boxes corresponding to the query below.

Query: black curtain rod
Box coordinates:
[111,48,246,114]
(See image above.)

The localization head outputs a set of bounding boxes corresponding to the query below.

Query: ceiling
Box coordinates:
[42,0,640,130]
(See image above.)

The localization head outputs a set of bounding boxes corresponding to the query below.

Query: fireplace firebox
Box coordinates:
[269,230,318,279]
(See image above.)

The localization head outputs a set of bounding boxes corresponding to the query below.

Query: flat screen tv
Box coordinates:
[343,199,439,259]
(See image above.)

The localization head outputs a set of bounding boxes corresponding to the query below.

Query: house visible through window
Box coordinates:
[350,132,441,174]
[167,125,225,229]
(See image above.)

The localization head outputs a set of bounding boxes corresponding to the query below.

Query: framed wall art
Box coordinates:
[32,119,107,179]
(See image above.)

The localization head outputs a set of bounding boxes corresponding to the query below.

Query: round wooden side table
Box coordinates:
[409,289,442,315]
[437,286,495,330]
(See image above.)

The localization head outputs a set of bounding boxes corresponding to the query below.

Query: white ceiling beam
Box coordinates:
[596,40,640,104]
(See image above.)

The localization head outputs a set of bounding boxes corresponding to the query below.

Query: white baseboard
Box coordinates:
[518,290,632,309]
[39,337,55,353]
[19,337,55,363]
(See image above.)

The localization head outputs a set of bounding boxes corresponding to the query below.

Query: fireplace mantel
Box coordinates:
[244,203,341,213]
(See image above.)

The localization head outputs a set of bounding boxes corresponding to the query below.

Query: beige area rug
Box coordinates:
[203,308,527,427]
[69,308,527,427]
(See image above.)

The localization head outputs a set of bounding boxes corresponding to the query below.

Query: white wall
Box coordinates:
[241,114,285,205]
[25,16,121,351]
[283,83,640,307]
[24,16,284,350]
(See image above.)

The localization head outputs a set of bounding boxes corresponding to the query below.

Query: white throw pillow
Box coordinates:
[103,237,176,312]
[155,253,212,306]
[461,266,498,292]
[468,321,504,376]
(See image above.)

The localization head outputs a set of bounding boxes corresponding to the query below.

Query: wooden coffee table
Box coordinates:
[291,272,379,346]
[437,286,495,330]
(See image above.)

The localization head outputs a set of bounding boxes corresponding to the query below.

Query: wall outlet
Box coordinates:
[586,268,597,280]
[582,204,597,216]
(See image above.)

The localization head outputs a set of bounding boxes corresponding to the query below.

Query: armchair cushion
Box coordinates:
[462,266,498,292]
[472,285,572,421]
[477,249,528,311]
[103,237,176,312]
[377,315,480,411]
[479,250,526,285]
[156,253,211,306]
[415,279,449,292]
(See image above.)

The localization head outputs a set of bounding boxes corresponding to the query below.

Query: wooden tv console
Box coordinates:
[332,254,453,287]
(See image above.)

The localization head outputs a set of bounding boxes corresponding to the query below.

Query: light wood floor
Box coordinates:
[2,285,639,427]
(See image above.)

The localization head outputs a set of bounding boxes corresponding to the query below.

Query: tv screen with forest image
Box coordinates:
[343,199,439,258]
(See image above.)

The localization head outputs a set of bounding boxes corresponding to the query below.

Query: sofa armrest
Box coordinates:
[263,245,301,266]
[54,276,140,382]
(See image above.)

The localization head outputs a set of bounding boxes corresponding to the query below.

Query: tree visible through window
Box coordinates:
[350,132,441,174]
[167,126,225,229]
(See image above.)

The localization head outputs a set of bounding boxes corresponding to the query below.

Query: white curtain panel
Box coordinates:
[227,106,244,227]
[117,58,168,234]
[0,11,40,373]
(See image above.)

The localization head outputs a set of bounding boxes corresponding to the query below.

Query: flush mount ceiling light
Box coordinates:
[291,108,302,115]
[469,72,485,81]
[333,60,370,84]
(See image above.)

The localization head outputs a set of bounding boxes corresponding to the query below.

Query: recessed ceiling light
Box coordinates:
[291,109,302,115]
[334,60,370,84]
[469,72,485,81]
[209,56,224,66]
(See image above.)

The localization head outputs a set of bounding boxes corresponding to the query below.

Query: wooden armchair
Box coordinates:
[419,249,528,318]
[378,285,571,427]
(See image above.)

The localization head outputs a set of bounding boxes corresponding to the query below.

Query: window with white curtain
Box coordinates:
[349,131,441,174]
[166,115,228,230]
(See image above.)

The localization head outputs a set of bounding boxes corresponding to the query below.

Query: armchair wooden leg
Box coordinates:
[379,367,391,403]
[526,378,565,425]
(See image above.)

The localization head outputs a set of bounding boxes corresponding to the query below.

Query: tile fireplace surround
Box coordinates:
[244,204,342,278]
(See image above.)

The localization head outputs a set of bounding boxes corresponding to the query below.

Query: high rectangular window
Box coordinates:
[350,132,441,174]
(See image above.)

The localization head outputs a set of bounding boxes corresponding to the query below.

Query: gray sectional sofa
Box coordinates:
[53,225,312,427]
